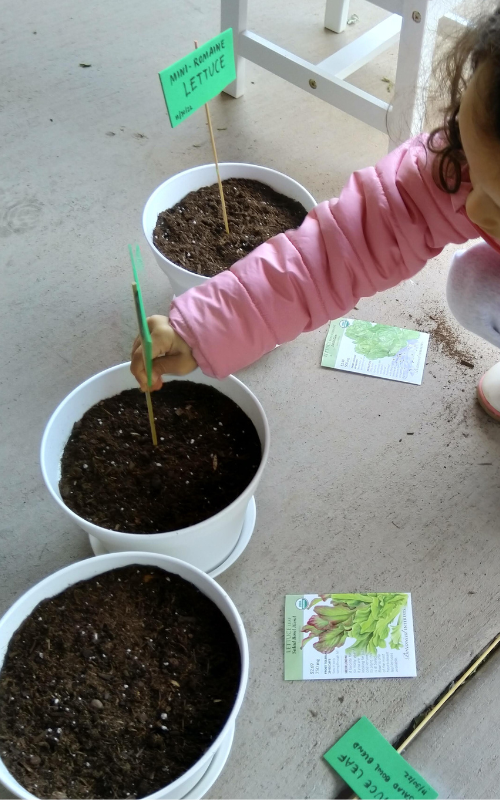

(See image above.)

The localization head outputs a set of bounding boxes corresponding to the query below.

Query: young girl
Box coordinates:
[131,7,500,420]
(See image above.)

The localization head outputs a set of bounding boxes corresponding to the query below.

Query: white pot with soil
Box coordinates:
[142,162,317,296]
[0,551,249,800]
[40,363,269,573]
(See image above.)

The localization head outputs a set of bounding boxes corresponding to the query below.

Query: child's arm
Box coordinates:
[137,136,476,383]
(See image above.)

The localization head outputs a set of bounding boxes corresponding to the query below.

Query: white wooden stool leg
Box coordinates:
[388,0,440,148]
[221,0,247,97]
[324,0,350,33]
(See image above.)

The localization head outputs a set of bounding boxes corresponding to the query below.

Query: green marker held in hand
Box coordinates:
[129,244,158,446]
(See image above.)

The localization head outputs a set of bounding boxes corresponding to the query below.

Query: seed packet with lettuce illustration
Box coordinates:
[321,319,430,385]
[284,593,416,680]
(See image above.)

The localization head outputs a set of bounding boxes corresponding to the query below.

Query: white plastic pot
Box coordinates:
[0,551,249,800]
[142,162,317,296]
[41,363,269,572]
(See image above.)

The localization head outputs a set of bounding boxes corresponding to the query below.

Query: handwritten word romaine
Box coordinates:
[159,29,236,128]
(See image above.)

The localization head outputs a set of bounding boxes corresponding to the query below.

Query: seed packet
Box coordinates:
[321,319,430,385]
[285,593,416,680]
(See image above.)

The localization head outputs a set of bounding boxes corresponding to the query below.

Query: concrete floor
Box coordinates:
[1,0,500,797]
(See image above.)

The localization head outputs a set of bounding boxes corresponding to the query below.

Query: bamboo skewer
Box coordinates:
[349,631,500,799]
[194,39,230,235]
[396,631,500,753]
[132,282,158,446]
[144,389,158,447]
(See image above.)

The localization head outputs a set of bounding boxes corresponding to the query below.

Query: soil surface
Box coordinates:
[153,177,307,277]
[59,381,261,533]
[0,565,241,800]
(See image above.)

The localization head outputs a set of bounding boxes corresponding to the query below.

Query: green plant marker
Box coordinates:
[324,717,438,800]
[159,29,236,128]
[129,244,158,447]
[129,244,153,388]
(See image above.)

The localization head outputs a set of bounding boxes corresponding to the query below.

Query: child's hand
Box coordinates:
[130,315,197,391]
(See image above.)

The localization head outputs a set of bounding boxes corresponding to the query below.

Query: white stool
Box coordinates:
[221,0,468,149]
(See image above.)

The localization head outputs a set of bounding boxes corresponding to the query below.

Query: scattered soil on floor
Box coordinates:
[153,178,307,277]
[0,565,241,799]
[419,311,477,367]
[59,381,261,533]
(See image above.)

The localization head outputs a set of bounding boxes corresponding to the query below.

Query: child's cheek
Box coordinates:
[466,189,500,238]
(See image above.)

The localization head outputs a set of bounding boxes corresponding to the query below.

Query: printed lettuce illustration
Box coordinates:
[389,613,403,650]
[344,321,419,360]
[300,593,407,656]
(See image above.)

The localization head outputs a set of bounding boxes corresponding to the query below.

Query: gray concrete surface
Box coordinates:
[1,0,499,798]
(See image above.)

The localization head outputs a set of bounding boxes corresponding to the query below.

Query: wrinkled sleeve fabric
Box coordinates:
[169,135,476,378]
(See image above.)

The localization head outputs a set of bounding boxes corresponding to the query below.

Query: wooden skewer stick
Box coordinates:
[204,104,230,234]
[396,630,500,753]
[132,283,158,446]
[194,39,230,235]
[349,631,500,799]
[144,390,158,447]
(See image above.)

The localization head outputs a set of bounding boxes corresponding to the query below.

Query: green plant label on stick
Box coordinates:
[324,717,438,799]
[159,29,236,127]
[129,244,153,388]
[284,593,416,680]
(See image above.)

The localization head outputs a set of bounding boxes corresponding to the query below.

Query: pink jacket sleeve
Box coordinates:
[169,135,477,379]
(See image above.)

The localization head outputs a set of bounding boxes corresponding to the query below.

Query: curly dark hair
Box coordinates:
[428,5,500,193]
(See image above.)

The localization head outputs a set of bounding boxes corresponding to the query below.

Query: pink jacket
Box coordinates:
[169,135,497,379]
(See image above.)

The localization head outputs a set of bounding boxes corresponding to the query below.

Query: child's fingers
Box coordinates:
[130,337,166,386]
[131,334,142,354]
[130,351,196,392]
[147,315,174,354]
[151,353,197,378]
[130,354,148,391]
[130,314,196,391]
[131,318,171,360]
[149,375,164,392]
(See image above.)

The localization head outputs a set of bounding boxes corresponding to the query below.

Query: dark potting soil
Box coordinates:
[0,565,241,799]
[153,177,307,277]
[59,380,261,534]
